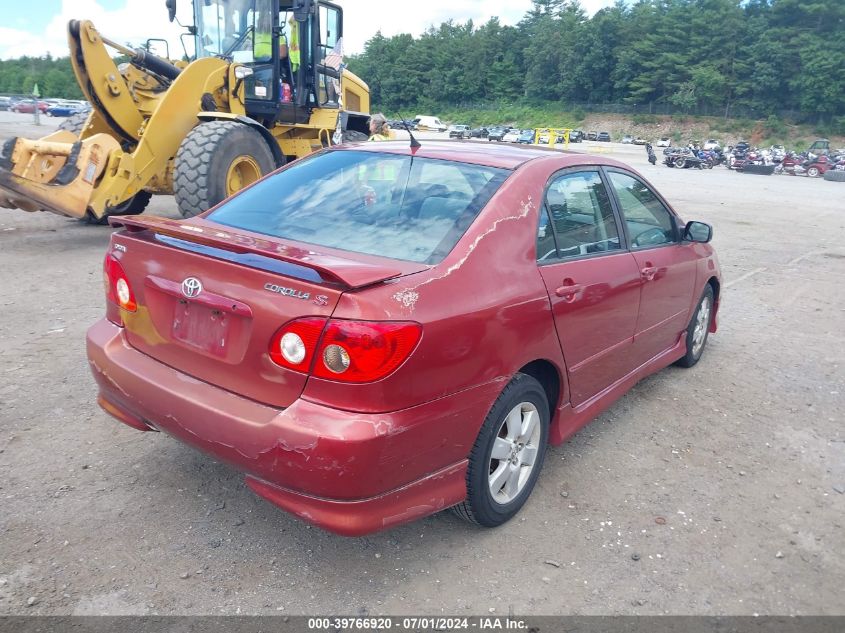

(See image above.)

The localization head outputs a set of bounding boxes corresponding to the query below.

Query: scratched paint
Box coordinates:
[392,197,535,312]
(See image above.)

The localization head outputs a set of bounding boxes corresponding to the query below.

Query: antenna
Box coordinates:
[401,119,421,149]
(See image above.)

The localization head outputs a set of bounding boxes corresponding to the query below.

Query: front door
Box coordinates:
[537,170,642,407]
[605,170,697,366]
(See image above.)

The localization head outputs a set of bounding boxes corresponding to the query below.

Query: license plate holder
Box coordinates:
[172,300,230,357]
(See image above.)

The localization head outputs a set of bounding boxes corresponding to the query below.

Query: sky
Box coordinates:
[0,0,618,60]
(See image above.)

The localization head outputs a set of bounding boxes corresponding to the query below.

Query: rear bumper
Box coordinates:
[86,319,499,535]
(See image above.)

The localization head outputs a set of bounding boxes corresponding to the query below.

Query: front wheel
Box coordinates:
[174,120,278,218]
[452,373,549,528]
[676,285,714,368]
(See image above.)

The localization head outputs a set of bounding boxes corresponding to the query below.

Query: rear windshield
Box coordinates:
[208,150,510,264]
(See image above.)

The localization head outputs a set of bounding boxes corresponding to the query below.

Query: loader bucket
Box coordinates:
[0,133,120,219]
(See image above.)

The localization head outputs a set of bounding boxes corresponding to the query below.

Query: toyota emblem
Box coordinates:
[181,277,203,298]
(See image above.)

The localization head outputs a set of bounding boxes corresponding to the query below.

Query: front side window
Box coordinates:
[607,171,676,249]
[538,170,621,261]
[208,150,510,264]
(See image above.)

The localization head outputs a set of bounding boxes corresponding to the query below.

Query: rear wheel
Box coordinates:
[806,166,820,178]
[674,156,686,169]
[82,191,152,225]
[452,373,549,528]
[174,120,277,218]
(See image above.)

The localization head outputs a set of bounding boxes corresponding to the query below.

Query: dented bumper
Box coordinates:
[85,319,491,536]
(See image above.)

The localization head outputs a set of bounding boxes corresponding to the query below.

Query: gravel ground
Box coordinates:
[0,111,843,616]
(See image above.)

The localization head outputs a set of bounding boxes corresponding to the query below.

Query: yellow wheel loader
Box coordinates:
[0,0,370,223]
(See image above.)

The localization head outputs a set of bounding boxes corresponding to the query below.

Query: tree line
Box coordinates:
[346,0,844,122]
[0,56,83,99]
[1,0,841,122]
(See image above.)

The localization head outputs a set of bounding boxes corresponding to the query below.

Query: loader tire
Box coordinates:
[59,112,89,136]
[174,121,276,218]
[82,191,152,225]
[823,170,845,182]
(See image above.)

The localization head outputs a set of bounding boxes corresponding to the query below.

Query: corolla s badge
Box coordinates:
[181,277,203,298]
[264,282,311,300]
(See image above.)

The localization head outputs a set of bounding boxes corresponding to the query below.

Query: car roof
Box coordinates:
[332,140,632,171]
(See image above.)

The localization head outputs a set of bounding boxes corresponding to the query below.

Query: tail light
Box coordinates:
[269,317,326,372]
[269,318,422,383]
[103,254,137,323]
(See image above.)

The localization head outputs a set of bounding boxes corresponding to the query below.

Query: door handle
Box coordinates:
[555,280,584,301]
[640,266,657,282]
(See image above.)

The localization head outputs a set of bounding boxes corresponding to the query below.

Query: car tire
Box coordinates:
[806,166,820,178]
[676,285,714,368]
[452,373,549,528]
[823,170,845,182]
[174,120,278,218]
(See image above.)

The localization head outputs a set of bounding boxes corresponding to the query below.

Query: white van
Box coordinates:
[413,115,448,132]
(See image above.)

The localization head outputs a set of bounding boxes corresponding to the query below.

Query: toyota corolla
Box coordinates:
[87,141,720,536]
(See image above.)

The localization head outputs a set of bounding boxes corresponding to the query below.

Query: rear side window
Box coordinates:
[208,150,509,264]
[539,170,622,260]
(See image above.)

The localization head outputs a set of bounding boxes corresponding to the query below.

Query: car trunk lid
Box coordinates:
[108,216,427,408]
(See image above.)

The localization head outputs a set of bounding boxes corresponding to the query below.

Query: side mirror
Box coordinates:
[684,221,713,243]
[165,0,177,23]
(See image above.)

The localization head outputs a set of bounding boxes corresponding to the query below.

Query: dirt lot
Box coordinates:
[0,111,843,616]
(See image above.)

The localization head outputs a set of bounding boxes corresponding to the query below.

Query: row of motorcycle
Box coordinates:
[648,141,845,180]
[650,144,724,169]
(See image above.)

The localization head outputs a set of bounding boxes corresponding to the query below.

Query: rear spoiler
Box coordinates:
[110,216,427,289]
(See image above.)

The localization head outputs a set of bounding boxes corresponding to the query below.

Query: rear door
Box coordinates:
[605,169,697,366]
[536,169,641,407]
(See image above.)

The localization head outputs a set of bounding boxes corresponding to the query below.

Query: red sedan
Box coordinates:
[10,100,48,113]
[87,141,720,535]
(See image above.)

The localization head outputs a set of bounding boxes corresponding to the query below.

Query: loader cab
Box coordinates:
[192,0,343,125]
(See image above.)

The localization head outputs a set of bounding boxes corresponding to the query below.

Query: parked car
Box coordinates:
[87,140,721,536]
[587,131,598,141]
[503,129,521,143]
[469,127,489,138]
[46,102,89,117]
[448,125,471,139]
[569,130,584,143]
[537,129,551,144]
[0,96,11,111]
[487,127,508,142]
[10,99,48,114]
[633,137,648,145]
[413,115,447,132]
[656,137,672,147]
[621,135,634,144]
[703,139,721,151]
[597,132,611,142]
[517,129,535,144]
